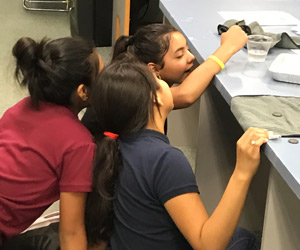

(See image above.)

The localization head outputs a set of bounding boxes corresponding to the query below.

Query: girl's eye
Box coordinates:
[176,51,184,58]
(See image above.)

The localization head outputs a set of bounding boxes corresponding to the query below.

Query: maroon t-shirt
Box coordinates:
[0,97,95,244]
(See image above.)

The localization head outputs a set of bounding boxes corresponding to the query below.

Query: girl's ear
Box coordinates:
[147,62,156,73]
[153,88,164,107]
[77,84,89,101]
[147,62,161,79]
[156,95,163,107]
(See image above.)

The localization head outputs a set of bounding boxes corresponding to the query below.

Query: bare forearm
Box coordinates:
[172,44,237,109]
[199,128,268,249]
[60,228,88,250]
[212,43,237,65]
[172,25,247,109]
[166,128,266,250]
[199,171,252,250]
[171,59,219,109]
[59,192,89,250]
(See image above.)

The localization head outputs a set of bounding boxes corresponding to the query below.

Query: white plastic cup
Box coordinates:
[247,35,273,62]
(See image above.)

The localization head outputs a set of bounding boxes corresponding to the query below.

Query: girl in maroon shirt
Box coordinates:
[0,36,103,250]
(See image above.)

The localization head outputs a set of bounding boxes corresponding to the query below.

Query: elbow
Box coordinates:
[173,95,197,109]
[184,95,197,107]
[171,86,199,109]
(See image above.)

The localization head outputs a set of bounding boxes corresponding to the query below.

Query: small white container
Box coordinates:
[269,53,300,84]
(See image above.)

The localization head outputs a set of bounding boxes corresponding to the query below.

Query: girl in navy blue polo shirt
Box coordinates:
[85,54,269,250]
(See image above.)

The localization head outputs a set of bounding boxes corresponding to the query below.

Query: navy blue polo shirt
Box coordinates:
[110,129,199,250]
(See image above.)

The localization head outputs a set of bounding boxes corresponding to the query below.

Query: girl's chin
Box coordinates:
[185,70,192,75]
[181,71,191,81]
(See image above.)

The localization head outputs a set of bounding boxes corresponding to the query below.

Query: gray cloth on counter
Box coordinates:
[218,19,300,49]
[231,96,300,136]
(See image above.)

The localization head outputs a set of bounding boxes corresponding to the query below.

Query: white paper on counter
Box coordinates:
[291,49,300,55]
[291,25,300,35]
[218,11,299,26]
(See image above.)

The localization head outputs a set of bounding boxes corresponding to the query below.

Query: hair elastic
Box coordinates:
[208,55,225,70]
[104,131,119,140]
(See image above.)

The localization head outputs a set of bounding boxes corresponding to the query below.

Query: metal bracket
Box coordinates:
[23,0,73,12]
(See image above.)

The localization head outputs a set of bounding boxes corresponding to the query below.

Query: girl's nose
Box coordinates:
[187,50,195,63]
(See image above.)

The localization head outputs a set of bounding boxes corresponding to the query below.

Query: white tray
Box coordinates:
[269,53,300,84]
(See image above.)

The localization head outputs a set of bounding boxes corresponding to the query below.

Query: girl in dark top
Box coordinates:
[85,54,269,250]
[81,23,248,136]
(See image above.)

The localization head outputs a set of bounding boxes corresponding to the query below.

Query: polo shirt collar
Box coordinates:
[121,129,170,144]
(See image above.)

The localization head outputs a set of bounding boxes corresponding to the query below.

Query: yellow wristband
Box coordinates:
[208,55,225,70]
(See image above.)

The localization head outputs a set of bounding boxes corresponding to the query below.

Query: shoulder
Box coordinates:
[125,129,189,164]
[156,147,191,174]
[41,104,94,143]
[153,147,198,204]
[138,134,192,176]
[0,97,30,118]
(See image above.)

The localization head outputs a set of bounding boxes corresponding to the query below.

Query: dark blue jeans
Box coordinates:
[106,227,260,250]
[227,227,261,250]
[1,225,259,250]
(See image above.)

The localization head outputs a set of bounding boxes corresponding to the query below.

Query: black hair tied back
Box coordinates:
[85,135,121,246]
[12,36,97,109]
[13,37,50,107]
[112,35,134,60]
[13,37,47,79]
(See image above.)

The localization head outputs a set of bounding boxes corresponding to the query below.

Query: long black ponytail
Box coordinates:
[85,53,160,246]
[85,135,120,244]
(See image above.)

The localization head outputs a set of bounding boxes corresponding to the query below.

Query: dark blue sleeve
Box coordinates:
[153,147,199,204]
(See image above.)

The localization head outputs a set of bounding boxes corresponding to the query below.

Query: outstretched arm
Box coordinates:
[165,127,268,250]
[171,25,248,109]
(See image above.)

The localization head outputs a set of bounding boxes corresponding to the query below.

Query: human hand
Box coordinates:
[234,127,269,180]
[220,25,248,54]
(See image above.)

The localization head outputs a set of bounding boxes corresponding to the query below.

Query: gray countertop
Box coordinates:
[160,0,300,199]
